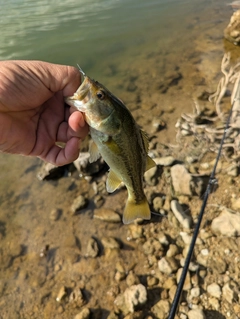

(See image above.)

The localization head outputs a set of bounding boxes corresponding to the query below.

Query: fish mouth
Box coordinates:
[65,76,92,112]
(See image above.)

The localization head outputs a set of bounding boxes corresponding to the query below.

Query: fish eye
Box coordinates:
[96,91,105,100]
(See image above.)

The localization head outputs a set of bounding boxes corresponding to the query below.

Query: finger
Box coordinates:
[68,111,89,138]
[41,137,81,166]
[56,113,88,143]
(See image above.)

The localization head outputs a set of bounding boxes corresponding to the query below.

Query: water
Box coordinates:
[0,0,236,318]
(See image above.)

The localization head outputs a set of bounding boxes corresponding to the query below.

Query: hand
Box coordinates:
[0,60,88,166]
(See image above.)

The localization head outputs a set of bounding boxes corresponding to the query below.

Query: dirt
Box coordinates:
[1,2,240,319]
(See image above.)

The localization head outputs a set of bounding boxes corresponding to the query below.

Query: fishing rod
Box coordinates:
[167,75,240,319]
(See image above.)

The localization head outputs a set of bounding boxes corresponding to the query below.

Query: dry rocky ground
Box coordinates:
[1,4,240,319]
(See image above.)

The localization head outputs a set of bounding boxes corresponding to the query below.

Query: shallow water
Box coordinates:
[0,0,238,318]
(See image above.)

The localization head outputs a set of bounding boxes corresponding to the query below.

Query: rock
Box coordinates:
[211,208,240,236]
[85,237,99,258]
[73,152,105,176]
[158,257,178,275]
[170,164,203,196]
[153,196,164,212]
[71,195,88,214]
[176,268,192,291]
[94,208,121,223]
[151,300,170,319]
[124,284,147,313]
[127,224,143,240]
[171,164,192,195]
[49,208,61,221]
[126,271,140,287]
[207,283,222,299]
[74,308,90,319]
[37,162,65,180]
[166,244,179,257]
[56,286,67,302]
[187,309,206,319]
[101,237,120,250]
[190,287,200,298]
[222,282,237,304]
[231,197,240,210]
[224,10,240,45]
[154,156,175,166]
[170,200,192,229]
[144,166,158,186]
[69,287,85,307]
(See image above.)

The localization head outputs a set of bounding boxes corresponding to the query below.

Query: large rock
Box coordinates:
[211,208,240,236]
[124,284,147,313]
[170,164,203,196]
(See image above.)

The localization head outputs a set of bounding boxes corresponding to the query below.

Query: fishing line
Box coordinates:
[167,78,239,319]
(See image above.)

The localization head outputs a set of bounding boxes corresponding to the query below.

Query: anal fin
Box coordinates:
[106,169,122,193]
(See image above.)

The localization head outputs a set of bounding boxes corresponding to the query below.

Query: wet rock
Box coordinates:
[85,237,99,258]
[73,152,105,176]
[74,308,90,319]
[158,257,178,275]
[37,162,65,180]
[187,309,206,319]
[170,164,203,196]
[71,195,88,214]
[124,284,147,313]
[170,200,192,229]
[94,208,121,223]
[211,208,240,236]
[207,283,221,299]
[224,10,240,45]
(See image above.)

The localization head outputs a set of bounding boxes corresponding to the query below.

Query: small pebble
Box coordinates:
[56,286,67,302]
[207,283,221,299]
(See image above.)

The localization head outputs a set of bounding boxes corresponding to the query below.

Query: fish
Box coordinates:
[65,71,156,224]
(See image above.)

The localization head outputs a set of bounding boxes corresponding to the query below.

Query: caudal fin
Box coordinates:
[122,197,151,224]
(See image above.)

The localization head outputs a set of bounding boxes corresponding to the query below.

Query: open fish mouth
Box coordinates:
[65,76,92,112]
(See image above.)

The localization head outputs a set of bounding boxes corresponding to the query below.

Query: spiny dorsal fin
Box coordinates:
[106,169,122,193]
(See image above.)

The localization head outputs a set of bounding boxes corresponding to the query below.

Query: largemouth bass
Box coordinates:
[65,72,156,224]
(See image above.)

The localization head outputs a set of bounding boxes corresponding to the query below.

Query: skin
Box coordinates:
[0,60,89,165]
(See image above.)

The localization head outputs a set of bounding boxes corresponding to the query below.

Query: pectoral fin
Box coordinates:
[106,169,122,193]
[89,140,100,163]
[146,155,156,171]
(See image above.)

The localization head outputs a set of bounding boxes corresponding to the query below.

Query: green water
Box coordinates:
[0,0,237,318]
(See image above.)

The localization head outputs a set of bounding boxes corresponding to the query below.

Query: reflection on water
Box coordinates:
[0,0,237,318]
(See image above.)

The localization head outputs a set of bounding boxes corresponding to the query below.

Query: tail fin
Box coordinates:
[122,197,151,224]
